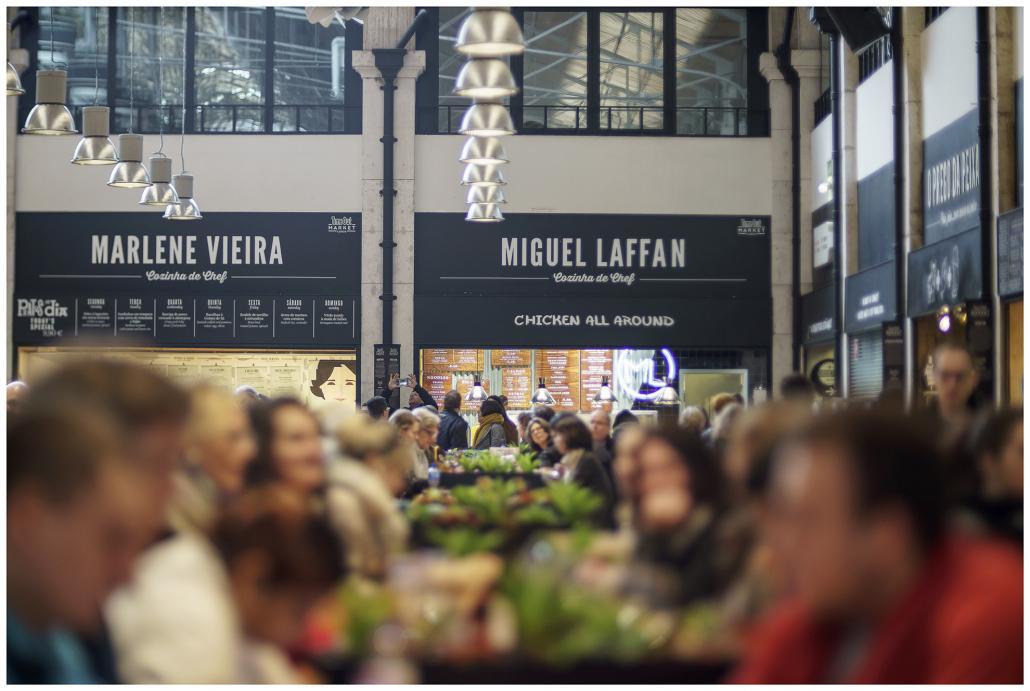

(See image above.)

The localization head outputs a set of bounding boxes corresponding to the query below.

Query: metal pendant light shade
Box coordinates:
[465,377,488,402]
[466,185,506,204]
[592,376,617,404]
[466,203,504,222]
[456,8,525,57]
[139,155,179,206]
[453,58,517,99]
[22,69,76,134]
[459,102,515,136]
[70,106,117,165]
[461,162,506,187]
[107,133,151,187]
[459,136,509,165]
[531,378,556,406]
[6,62,24,96]
[652,378,681,407]
[164,174,202,220]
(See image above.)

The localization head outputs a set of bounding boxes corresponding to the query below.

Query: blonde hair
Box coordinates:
[388,408,419,432]
[412,406,440,430]
[335,414,410,472]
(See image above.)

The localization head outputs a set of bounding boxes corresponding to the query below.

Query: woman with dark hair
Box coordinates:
[550,414,615,528]
[486,395,519,444]
[309,361,357,408]
[633,427,735,606]
[473,398,508,450]
[955,408,1023,544]
[245,398,326,498]
[525,417,561,467]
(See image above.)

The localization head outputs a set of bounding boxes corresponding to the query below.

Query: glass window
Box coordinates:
[675,8,747,135]
[599,11,664,130]
[114,7,186,134]
[273,7,347,132]
[36,8,109,112]
[522,11,588,130]
[438,7,471,133]
[194,7,267,132]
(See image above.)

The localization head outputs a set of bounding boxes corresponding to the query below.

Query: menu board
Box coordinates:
[420,348,484,372]
[534,350,581,411]
[580,349,614,410]
[423,371,452,404]
[997,208,1023,298]
[491,349,532,368]
[501,366,532,410]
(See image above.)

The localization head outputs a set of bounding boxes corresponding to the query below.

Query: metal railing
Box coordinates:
[433,104,762,136]
[814,89,832,126]
[858,35,893,84]
[65,103,361,134]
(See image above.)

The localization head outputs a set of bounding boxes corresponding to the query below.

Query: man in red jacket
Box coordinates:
[732,410,1023,684]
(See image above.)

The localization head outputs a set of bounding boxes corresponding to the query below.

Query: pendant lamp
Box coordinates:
[453,58,517,99]
[22,69,76,134]
[459,102,515,137]
[591,376,617,404]
[455,8,525,57]
[465,203,504,222]
[466,185,506,204]
[6,62,24,96]
[461,162,506,187]
[139,154,179,206]
[164,173,202,220]
[108,133,150,187]
[652,378,681,407]
[71,106,117,164]
[465,377,488,402]
[459,136,509,165]
[531,378,556,406]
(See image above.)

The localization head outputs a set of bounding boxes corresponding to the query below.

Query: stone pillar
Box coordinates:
[841,45,860,278]
[353,7,425,402]
[900,7,925,408]
[7,41,28,381]
[792,48,824,294]
[760,52,796,389]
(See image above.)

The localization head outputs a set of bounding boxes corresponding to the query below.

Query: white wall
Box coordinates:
[16,134,363,212]
[810,117,833,210]
[856,62,895,178]
[921,6,978,138]
[415,135,772,215]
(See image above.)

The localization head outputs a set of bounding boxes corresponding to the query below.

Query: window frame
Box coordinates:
[416,6,769,137]
[17,6,364,135]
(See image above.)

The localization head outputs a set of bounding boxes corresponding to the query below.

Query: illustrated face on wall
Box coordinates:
[310,360,357,404]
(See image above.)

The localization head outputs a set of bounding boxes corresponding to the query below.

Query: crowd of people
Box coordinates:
[6,339,1024,683]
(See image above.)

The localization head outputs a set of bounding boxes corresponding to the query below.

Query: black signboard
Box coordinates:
[800,286,836,344]
[844,261,897,332]
[373,344,401,394]
[997,207,1023,299]
[14,212,360,347]
[414,213,771,299]
[16,211,360,296]
[858,161,895,270]
[922,108,981,245]
[13,294,358,347]
[414,296,771,348]
[882,321,904,390]
[906,228,983,316]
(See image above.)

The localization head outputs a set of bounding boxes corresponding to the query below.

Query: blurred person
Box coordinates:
[487,394,519,444]
[733,410,1023,683]
[245,398,326,499]
[954,408,1024,545]
[612,409,640,447]
[709,401,743,453]
[20,359,190,682]
[779,373,816,405]
[169,386,257,535]
[526,417,561,466]
[633,427,734,606]
[437,390,470,451]
[328,415,412,578]
[8,406,144,683]
[389,408,420,446]
[473,398,509,450]
[930,341,981,430]
[7,379,28,416]
[701,393,738,446]
[590,409,614,462]
[516,412,533,444]
[678,405,708,437]
[611,423,646,530]
[532,403,556,422]
[107,489,345,683]
[412,406,441,476]
[234,385,259,407]
[551,414,616,528]
[379,373,437,414]
[364,396,390,421]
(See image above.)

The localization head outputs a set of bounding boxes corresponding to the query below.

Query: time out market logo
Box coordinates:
[328,215,358,234]
[737,218,767,237]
